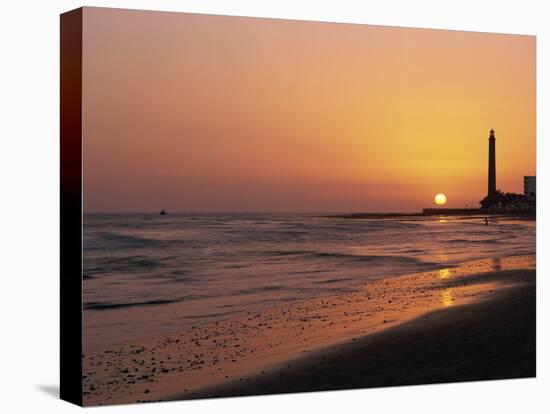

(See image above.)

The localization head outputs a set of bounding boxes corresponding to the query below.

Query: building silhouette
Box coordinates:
[425,128,534,214]
[523,176,536,197]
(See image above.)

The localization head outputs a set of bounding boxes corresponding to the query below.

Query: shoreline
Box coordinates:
[83,254,536,406]
[320,212,536,220]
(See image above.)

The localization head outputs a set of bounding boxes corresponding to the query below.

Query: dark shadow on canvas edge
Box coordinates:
[36,384,59,399]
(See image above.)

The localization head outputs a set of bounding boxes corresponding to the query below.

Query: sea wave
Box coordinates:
[82,213,535,341]
[84,255,165,275]
[84,294,210,311]
[311,252,435,266]
[444,238,502,244]
[84,299,179,311]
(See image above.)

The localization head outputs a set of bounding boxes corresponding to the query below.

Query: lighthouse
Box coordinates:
[487,129,496,198]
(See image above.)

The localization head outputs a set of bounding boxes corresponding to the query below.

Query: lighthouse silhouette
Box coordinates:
[487,129,496,198]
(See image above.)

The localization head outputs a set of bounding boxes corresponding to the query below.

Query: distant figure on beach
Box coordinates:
[160,209,167,215]
[484,217,489,226]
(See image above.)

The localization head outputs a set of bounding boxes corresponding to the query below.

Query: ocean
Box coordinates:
[83,213,535,351]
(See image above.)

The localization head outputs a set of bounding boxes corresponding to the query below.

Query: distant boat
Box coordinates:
[160,209,167,215]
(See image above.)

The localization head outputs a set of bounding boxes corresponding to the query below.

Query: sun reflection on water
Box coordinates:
[439,268,451,279]
[441,289,454,306]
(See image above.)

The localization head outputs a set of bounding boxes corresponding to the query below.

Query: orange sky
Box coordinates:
[82,7,535,213]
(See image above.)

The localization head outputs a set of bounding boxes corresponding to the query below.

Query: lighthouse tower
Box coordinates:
[487,129,496,198]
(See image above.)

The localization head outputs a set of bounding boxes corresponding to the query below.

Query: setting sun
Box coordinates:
[434,193,447,206]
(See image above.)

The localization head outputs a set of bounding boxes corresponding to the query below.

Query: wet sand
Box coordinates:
[83,255,535,406]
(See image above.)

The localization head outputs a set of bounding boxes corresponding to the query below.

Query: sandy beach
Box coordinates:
[192,271,535,399]
[82,254,535,405]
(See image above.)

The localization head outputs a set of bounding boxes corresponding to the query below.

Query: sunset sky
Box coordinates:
[82,7,535,213]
